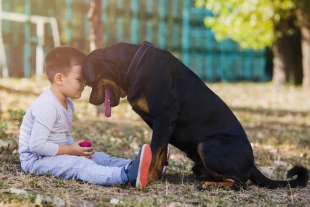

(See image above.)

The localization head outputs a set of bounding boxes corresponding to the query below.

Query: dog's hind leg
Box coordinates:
[196,136,253,190]
[192,162,218,181]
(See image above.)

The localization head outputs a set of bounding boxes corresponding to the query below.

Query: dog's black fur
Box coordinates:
[82,42,309,190]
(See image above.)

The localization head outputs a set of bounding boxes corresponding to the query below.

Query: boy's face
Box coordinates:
[62,65,86,99]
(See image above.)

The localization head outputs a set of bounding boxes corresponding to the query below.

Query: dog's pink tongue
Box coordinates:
[105,88,111,117]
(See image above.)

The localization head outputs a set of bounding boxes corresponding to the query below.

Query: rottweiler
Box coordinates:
[82,41,308,190]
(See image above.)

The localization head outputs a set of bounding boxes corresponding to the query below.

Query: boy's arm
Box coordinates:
[31,117,94,157]
[57,140,94,158]
[30,103,70,156]
[30,102,93,157]
[29,103,59,156]
[57,145,73,155]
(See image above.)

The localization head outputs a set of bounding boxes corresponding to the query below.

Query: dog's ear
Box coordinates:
[82,59,96,83]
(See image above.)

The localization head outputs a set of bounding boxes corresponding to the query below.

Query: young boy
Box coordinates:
[18,45,152,188]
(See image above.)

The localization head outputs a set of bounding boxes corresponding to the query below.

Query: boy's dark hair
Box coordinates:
[45,45,86,82]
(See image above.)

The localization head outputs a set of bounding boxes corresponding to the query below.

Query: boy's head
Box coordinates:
[45,45,86,83]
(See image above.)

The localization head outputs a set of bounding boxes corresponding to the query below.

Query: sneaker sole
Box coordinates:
[136,144,152,188]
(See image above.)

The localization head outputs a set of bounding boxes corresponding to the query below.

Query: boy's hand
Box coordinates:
[57,140,95,158]
[74,140,95,158]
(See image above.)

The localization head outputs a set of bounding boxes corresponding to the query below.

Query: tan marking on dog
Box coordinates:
[148,156,163,183]
[97,79,127,98]
[197,143,237,189]
[223,178,234,183]
[200,179,235,189]
[135,98,149,113]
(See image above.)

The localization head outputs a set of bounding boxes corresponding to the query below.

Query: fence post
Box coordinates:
[146,0,153,43]
[102,0,108,44]
[131,0,139,44]
[116,0,124,42]
[158,0,166,49]
[0,0,8,78]
[35,20,45,81]
[24,0,31,78]
[66,0,73,44]
[182,0,190,68]
[171,0,179,51]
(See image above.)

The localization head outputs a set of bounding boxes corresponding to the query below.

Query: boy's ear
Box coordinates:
[54,73,63,85]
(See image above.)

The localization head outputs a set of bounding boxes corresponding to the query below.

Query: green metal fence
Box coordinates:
[182,7,267,82]
[0,0,268,82]
[101,0,184,58]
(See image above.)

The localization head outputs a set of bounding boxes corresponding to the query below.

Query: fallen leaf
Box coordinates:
[7,188,28,197]
[110,198,123,204]
[35,194,43,207]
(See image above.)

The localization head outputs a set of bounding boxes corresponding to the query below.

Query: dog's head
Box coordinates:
[82,48,127,116]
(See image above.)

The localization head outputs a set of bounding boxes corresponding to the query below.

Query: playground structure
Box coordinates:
[0,0,60,80]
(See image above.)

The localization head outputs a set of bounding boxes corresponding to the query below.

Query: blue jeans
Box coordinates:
[21,152,131,186]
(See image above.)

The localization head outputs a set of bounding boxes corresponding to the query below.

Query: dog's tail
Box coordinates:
[249,165,309,189]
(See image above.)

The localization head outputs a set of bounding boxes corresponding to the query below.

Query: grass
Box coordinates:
[0,78,309,206]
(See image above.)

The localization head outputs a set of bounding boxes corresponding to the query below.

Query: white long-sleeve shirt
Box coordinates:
[19,89,74,162]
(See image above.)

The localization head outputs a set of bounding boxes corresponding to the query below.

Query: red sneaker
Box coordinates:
[126,144,152,188]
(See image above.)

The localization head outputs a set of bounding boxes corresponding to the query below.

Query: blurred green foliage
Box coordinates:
[0,121,8,139]
[11,109,25,128]
[0,109,24,154]
[195,0,301,50]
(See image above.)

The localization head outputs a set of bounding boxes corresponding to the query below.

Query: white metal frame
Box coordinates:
[0,3,60,79]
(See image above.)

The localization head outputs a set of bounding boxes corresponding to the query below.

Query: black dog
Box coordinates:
[82,41,308,190]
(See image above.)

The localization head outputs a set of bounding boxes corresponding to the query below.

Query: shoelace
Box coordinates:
[126,159,136,172]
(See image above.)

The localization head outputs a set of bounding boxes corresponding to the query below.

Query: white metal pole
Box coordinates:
[0,0,9,78]
[36,20,45,82]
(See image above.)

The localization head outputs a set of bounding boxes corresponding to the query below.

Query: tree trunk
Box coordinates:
[272,36,287,86]
[88,0,103,51]
[297,9,310,90]
[272,16,302,86]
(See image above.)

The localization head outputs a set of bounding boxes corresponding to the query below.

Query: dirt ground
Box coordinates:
[0,79,309,206]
